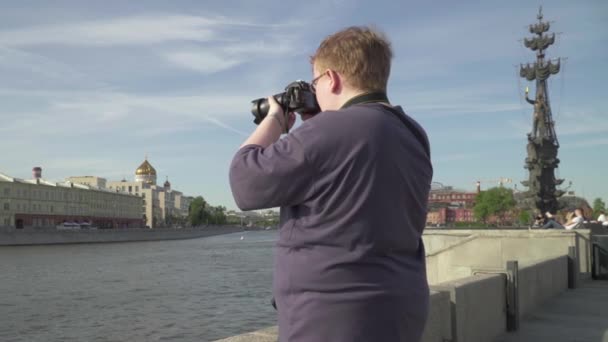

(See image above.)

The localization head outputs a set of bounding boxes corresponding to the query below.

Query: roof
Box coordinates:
[0,171,139,197]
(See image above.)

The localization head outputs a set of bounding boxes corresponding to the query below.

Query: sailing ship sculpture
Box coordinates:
[520,7,565,214]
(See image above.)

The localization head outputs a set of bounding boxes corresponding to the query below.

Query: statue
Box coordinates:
[525,88,547,140]
[519,7,565,214]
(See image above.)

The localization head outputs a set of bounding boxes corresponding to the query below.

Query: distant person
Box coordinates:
[596,210,607,226]
[533,212,545,227]
[542,211,563,229]
[564,208,585,230]
[230,26,432,342]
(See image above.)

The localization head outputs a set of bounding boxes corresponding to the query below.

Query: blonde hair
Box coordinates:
[310,26,393,93]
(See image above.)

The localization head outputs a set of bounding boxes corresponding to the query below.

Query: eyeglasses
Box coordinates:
[310,72,327,94]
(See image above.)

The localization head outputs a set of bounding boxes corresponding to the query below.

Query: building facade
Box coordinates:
[427,185,478,226]
[66,176,107,189]
[428,186,477,208]
[0,169,143,229]
[106,159,192,228]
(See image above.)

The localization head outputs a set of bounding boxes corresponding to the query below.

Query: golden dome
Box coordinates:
[136,159,157,176]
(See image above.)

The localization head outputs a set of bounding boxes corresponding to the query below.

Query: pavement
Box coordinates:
[495,280,608,342]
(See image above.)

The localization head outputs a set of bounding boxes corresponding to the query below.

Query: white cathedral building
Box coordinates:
[105,158,193,228]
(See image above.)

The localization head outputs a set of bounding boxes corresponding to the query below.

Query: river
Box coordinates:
[0,231,277,342]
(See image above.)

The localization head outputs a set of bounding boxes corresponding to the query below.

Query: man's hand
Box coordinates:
[267,96,296,132]
[239,96,295,148]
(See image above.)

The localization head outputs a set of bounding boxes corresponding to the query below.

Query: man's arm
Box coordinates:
[241,96,295,148]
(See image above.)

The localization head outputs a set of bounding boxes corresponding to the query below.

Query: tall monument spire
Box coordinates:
[520,6,564,214]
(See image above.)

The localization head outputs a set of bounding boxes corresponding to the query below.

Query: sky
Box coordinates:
[0,1,606,211]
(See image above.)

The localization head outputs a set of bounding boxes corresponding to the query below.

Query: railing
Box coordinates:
[591,239,608,280]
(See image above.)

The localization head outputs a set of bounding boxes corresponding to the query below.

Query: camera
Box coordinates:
[250,80,321,125]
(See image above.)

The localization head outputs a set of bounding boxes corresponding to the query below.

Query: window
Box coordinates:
[3,188,9,196]
[3,203,9,210]
[129,186,132,193]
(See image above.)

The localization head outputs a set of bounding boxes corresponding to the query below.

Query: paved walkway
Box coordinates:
[495,280,608,342]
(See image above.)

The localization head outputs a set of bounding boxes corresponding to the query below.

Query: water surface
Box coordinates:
[0,231,277,342]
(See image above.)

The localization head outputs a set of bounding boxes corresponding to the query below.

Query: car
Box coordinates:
[56,222,80,230]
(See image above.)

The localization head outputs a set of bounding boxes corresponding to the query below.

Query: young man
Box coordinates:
[564,208,585,230]
[230,26,432,342]
[597,210,607,225]
[542,211,564,229]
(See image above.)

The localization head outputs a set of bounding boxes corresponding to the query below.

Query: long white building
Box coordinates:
[0,167,143,229]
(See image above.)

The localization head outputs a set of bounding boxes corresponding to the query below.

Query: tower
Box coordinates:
[520,7,565,214]
[135,157,157,185]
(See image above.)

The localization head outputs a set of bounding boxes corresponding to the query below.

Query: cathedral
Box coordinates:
[107,158,192,228]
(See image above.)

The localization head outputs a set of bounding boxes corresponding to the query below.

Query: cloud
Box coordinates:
[0,47,106,90]
[555,108,608,136]
[166,51,243,74]
[0,15,217,47]
[0,89,253,139]
[433,153,480,163]
[564,138,608,148]
[394,83,522,118]
[0,14,305,47]
[164,34,299,74]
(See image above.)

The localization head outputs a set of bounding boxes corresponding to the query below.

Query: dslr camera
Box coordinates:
[250,80,321,125]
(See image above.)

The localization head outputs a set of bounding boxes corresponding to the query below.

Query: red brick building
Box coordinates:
[426,183,478,226]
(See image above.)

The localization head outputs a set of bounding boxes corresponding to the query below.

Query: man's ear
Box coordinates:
[327,69,342,93]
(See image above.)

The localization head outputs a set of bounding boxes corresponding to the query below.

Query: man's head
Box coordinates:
[310,26,393,111]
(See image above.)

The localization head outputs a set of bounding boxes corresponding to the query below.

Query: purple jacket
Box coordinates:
[230,103,433,342]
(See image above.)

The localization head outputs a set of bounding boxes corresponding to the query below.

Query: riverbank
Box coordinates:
[0,225,244,246]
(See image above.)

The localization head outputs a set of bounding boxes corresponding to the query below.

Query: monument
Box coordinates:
[520,7,565,214]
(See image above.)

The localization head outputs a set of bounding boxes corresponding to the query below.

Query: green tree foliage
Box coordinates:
[188,197,227,226]
[473,187,516,224]
[592,198,606,218]
[518,210,532,226]
[208,206,227,225]
[188,196,208,226]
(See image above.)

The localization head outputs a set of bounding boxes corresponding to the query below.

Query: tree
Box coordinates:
[188,198,230,226]
[518,210,532,226]
[592,198,606,218]
[473,187,516,225]
[188,196,208,226]
[207,205,227,225]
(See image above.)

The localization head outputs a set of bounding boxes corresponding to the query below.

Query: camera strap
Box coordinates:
[341,92,430,158]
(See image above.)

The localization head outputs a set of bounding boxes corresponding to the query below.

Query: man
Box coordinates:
[564,208,585,230]
[596,210,607,226]
[542,211,564,229]
[229,26,432,342]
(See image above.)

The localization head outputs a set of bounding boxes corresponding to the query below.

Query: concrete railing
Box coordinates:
[430,274,506,342]
[518,255,569,317]
[216,249,578,342]
[419,291,452,342]
[425,229,591,285]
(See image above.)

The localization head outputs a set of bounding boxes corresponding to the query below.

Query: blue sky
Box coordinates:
[0,1,606,210]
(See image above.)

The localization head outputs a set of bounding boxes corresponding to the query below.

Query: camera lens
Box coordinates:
[251,98,269,124]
